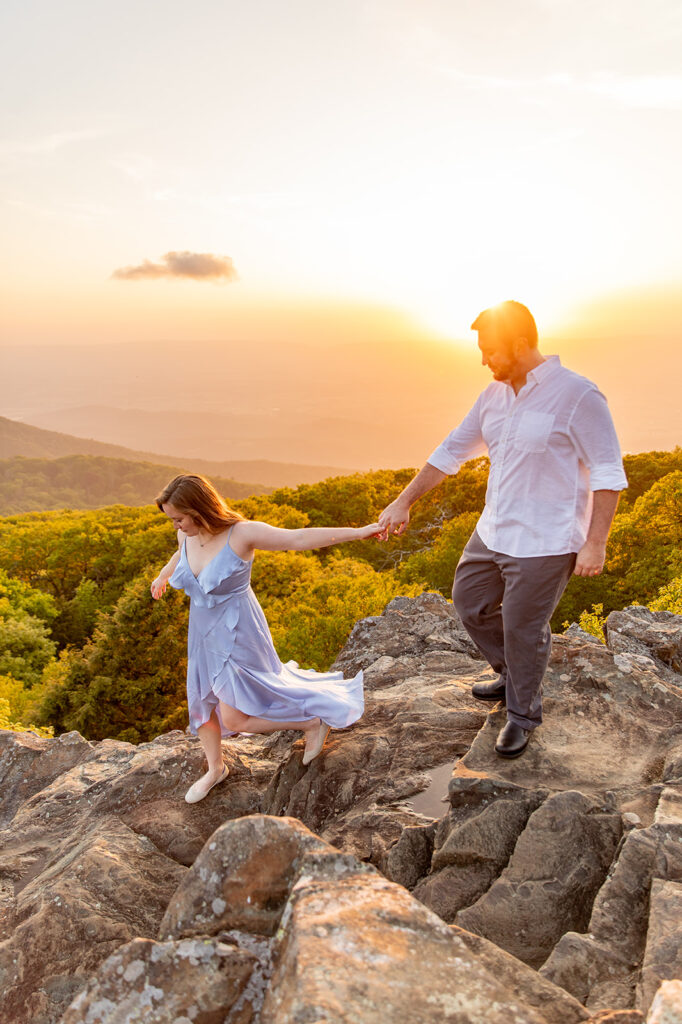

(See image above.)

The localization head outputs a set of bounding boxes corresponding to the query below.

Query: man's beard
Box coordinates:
[491,364,514,381]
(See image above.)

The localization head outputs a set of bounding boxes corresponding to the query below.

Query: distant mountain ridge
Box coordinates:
[0,455,272,515]
[19,404,388,469]
[0,416,353,488]
[1,336,485,467]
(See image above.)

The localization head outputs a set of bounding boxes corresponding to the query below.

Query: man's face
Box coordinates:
[477,327,518,383]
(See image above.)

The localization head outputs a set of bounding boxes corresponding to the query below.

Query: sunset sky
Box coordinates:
[1,1,681,456]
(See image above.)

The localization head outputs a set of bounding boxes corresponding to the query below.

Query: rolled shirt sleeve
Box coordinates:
[427,394,487,475]
[567,387,628,491]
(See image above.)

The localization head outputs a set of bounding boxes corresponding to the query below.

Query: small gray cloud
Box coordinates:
[112,250,238,282]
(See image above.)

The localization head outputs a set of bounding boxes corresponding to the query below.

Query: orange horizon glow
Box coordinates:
[1,1,680,461]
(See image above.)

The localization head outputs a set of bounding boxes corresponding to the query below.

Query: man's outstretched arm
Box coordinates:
[379,393,486,538]
[573,490,620,576]
[377,463,447,538]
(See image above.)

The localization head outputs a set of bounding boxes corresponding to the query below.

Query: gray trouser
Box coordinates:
[452,530,576,730]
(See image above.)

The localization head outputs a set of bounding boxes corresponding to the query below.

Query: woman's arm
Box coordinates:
[150,532,184,599]
[230,521,381,560]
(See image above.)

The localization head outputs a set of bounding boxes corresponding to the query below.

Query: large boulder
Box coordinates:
[159,815,332,939]
[250,816,588,1024]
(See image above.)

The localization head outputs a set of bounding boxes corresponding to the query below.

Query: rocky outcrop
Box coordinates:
[455,790,622,968]
[62,815,591,1024]
[0,595,680,1022]
[541,818,682,1013]
[263,593,489,862]
[606,606,682,680]
[0,729,261,1023]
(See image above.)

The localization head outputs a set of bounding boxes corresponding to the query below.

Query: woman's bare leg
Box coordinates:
[188,711,228,799]
[196,711,225,768]
[217,700,319,736]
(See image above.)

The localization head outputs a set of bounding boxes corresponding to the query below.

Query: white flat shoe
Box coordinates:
[184,763,229,804]
[302,722,330,765]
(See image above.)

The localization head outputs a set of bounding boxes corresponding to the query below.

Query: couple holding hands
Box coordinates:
[152,301,627,803]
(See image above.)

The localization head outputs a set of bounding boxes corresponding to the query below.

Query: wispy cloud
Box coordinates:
[0,130,108,159]
[438,66,682,111]
[557,71,682,110]
[111,251,238,282]
[111,153,158,182]
[152,186,312,214]
[5,197,113,223]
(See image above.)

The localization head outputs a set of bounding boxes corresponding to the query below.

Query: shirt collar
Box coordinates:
[527,354,561,384]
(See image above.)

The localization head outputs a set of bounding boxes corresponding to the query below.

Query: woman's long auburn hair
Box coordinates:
[156,475,245,534]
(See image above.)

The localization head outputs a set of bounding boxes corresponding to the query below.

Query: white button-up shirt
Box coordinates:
[427,356,628,557]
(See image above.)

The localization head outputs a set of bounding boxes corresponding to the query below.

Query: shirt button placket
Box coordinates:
[490,402,516,548]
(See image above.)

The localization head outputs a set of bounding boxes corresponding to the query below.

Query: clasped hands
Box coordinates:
[375,500,410,542]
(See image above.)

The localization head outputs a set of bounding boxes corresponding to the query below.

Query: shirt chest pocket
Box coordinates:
[513,411,555,453]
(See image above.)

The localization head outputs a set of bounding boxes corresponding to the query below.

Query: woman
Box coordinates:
[151,474,380,803]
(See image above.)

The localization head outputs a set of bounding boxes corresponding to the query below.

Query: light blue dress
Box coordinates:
[168,528,365,737]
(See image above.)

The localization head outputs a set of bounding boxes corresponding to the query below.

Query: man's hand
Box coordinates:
[574,491,620,577]
[377,499,411,540]
[573,540,607,577]
[376,464,446,540]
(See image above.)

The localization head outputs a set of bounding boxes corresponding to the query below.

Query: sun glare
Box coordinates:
[410,274,578,347]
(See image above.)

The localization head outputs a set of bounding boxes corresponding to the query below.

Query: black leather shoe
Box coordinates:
[471,678,507,703]
[494,721,531,759]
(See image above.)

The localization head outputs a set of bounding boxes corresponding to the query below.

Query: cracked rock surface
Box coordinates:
[0,595,680,1022]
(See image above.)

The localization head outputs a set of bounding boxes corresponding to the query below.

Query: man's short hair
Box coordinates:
[471,300,538,347]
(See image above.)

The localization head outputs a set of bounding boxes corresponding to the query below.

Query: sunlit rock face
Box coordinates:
[0,596,680,1023]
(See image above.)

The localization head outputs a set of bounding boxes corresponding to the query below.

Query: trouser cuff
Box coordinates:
[506,711,541,731]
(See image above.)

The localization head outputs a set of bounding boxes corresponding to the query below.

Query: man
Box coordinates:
[378,300,627,758]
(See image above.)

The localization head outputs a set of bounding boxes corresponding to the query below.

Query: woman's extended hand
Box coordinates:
[151,576,169,599]
[357,523,384,541]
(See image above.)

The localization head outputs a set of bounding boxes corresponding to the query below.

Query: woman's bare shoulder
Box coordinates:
[228,519,257,559]
[230,519,253,536]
